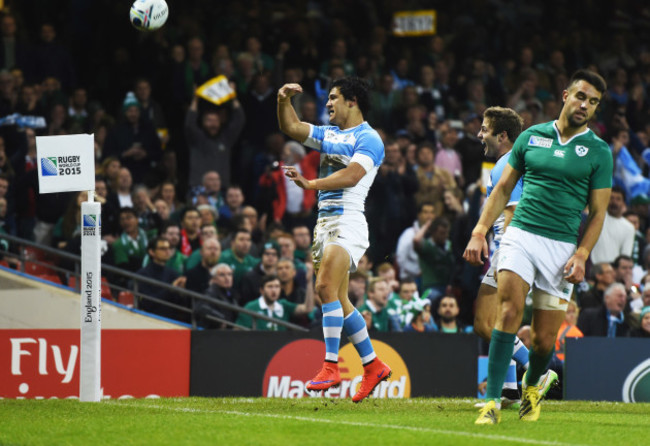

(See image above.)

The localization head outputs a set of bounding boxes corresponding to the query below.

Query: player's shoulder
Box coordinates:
[513,121,554,148]
[356,122,383,143]
[521,121,555,139]
[315,124,341,135]
[578,129,610,153]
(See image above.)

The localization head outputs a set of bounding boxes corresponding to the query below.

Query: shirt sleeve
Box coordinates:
[281,299,299,315]
[353,130,384,167]
[303,124,326,151]
[507,177,524,207]
[508,131,527,173]
[590,144,614,190]
[235,305,254,328]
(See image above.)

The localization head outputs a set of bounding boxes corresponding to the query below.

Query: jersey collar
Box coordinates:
[553,120,591,146]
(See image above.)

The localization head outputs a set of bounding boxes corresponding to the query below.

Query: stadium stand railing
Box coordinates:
[0,233,308,332]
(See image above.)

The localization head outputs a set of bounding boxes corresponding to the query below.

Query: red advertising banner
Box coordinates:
[0,329,190,399]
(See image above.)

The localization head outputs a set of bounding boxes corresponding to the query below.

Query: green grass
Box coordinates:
[0,397,648,445]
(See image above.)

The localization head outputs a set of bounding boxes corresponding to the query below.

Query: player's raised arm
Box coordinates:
[277,83,311,143]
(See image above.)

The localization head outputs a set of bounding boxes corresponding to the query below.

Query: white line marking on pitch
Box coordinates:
[113,402,590,446]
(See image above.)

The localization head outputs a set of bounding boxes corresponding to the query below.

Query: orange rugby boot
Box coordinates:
[306,361,342,391]
[352,358,392,403]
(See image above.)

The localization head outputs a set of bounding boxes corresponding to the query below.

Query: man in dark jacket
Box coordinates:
[196,263,240,329]
[136,237,187,322]
[577,282,630,337]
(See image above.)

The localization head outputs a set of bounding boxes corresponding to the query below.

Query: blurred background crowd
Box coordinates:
[0,0,649,347]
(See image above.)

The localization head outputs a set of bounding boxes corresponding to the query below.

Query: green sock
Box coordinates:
[486,329,516,400]
[526,347,554,386]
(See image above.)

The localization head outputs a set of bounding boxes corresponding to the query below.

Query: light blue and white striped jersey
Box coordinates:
[486,150,523,250]
[304,122,384,217]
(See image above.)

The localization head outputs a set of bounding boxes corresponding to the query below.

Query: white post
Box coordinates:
[80,194,101,402]
[35,134,98,402]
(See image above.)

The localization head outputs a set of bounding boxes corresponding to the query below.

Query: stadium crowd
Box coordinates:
[1,0,650,354]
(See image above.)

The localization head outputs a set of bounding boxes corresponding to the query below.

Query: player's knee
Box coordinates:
[314,279,336,302]
[473,314,492,340]
[499,300,523,323]
[530,331,555,355]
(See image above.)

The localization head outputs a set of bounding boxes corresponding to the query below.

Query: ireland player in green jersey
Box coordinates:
[465,70,612,424]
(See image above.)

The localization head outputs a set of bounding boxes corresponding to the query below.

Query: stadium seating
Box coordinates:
[36,274,63,285]
[67,275,115,300]
[118,291,135,308]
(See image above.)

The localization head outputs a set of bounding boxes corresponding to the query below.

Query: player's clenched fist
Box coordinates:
[277,83,303,102]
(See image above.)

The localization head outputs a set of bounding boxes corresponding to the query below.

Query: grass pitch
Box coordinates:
[0,397,648,445]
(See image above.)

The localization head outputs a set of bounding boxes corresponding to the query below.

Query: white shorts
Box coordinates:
[481,249,499,289]
[312,213,368,272]
[497,226,575,304]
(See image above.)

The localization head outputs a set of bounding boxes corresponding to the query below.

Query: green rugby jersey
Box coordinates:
[508,121,612,244]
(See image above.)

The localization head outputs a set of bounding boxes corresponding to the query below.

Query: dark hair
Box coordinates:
[147,236,168,252]
[233,228,251,239]
[161,221,180,232]
[483,106,524,143]
[398,279,417,292]
[612,254,633,269]
[416,141,436,158]
[119,207,137,218]
[331,76,371,117]
[260,274,280,288]
[611,185,626,202]
[430,217,451,233]
[591,262,611,279]
[569,69,607,94]
[180,206,199,221]
[417,201,436,214]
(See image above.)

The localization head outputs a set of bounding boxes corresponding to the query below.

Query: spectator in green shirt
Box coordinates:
[219,228,259,288]
[291,224,312,263]
[236,274,314,330]
[358,277,399,332]
[414,216,454,302]
[184,223,218,271]
[112,207,149,272]
[435,295,472,334]
[141,221,187,275]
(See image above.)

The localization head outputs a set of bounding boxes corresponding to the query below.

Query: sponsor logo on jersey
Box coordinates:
[575,145,589,157]
[528,136,553,148]
[324,130,357,146]
[553,149,566,158]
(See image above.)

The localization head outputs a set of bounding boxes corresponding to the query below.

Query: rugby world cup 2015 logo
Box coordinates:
[41,157,58,176]
[622,358,650,402]
[82,214,100,236]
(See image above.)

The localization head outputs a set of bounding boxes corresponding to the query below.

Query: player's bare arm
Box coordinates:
[283,162,366,190]
[564,187,611,283]
[464,163,522,265]
[503,205,516,228]
[277,83,310,142]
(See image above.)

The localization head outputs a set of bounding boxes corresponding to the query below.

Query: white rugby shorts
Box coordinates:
[481,249,499,289]
[497,226,575,303]
[312,213,368,272]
